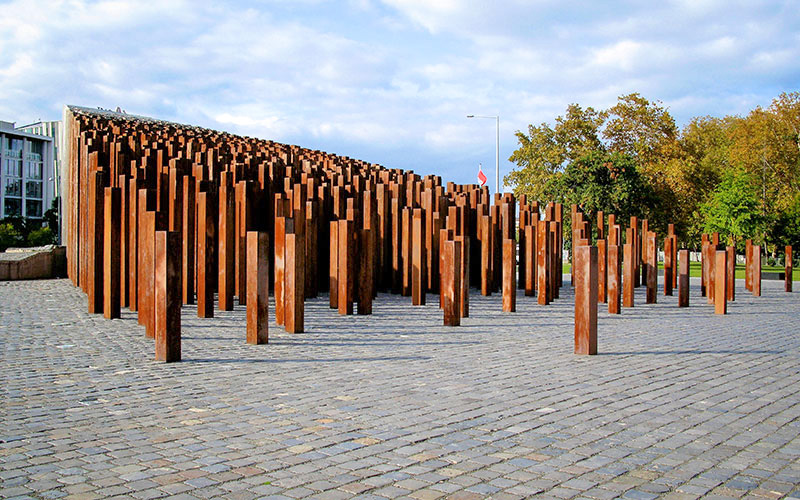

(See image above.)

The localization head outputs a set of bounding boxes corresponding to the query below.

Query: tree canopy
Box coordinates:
[506,92,800,253]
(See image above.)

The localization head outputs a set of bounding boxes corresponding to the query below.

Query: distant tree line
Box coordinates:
[505,92,800,257]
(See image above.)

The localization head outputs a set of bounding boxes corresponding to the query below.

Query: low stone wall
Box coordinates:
[0,246,67,281]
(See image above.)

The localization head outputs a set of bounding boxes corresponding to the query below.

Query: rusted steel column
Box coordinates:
[139,208,156,337]
[664,236,673,296]
[442,238,461,326]
[128,179,140,311]
[646,232,657,304]
[678,249,689,307]
[524,224,535,296]
[481,214,493,296]
[671,235,678,290]
[401,207,413,297]
[358,226,374,315]
[181,176,196,305]
[412,208,426,305]
[274,216,286,325]
[786,246,793,292]
[574,245,598,355]
[88,170,105,315]
[597,238,607,303]
[745,239,753,291]
[285,229,304,333]
[329,220,339,308]
[218,173,235,311]
[640,219,649,286]
[118,176,129,308]
[726,246,736,301]
[705,242,716,305]
[549,221,559,300]
[502,238,516,312]
[714,250,727,315]
[196,192,215,318]
[752,245,761,297]
[630,216,640,287]
[305,199,319,299]
[701,234,709,296]
[338,219,354,315]
[246,231,269,344]
[537,219,549,305]
[456,234,469,318]
[623,242,634,308]
[155,230,181,362]
[391,198,401,294]
[103,187,121,319]
[607,244,620,314]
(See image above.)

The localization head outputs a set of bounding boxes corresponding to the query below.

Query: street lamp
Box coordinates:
[467,114,500,194]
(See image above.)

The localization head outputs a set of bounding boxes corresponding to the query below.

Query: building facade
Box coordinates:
[0,121,55,221]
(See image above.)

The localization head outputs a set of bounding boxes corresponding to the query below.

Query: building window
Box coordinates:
[5,178,22,197]
[4,198,21,217]
[26,161,43,180]
[26,180,42,199]
[25,199,42,218]
[27,141,43,162]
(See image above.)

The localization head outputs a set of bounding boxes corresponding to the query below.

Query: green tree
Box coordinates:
[554,151,652,228]
[701,168,764,248]
[0,223,22,252]
[506,104,605,201]
[27,227,56,246]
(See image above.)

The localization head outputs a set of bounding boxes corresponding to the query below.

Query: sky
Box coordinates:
[1,0,798,189]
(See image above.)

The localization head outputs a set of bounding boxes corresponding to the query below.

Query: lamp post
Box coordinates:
[467,114,500,194]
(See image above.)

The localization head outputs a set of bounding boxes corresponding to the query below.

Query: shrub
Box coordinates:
[0,223,22,251]
[27,227,56,246]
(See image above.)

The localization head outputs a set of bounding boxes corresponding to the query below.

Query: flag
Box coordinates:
[477,163,487,186]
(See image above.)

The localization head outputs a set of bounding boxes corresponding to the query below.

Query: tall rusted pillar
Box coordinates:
[597,239,607,303]
[103,187,121,319]
[442,239,461,326]
[196,192,214,318]
[218,173,235,311]
[182,176,195,305]
[88,170,105,314]
[481,214,493,296]
[524,224,536,296]
[401,207,412,297]
[285,228,304,333]
[537,219,549,305]
[714,250,727,315]
[745,239,753,291]
[246,231,269,344]
[338,219,354,315]
[786,246,793,292]
[274,216,286,325]
[752,245,762,297]
[574,245,598,355]
[412,208,426,306]
[502,239,516,312]
[155,231,181,362]
[646,232,657,304]
[705,241,716,305]
[329,220,339,308]
[623,242,634,308]
[664,237,673,296]
[678,249,689,307]
[726,246,735,301]
[607,244,620,314]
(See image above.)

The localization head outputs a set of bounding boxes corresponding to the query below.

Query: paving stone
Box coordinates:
[2,279,799,499]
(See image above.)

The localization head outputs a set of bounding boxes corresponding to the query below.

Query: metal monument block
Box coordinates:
[196,191,215,318]
[537,219,549,305]
[787,246,793,293]
[715,250,727,315]
[103,187,121,319]
[502,238,516,312]
[678,249,689,307]
[623,242,634,308]
[412,208,426,306]
[574,245,598,355]
[607,244,620,314]
[284,230,304,333]
[155,230,181,362]
[246,231,269,344]
[726,246,735,301]
[442,238,461,326]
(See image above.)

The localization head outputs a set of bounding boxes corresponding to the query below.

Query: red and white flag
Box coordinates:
[477,163,487,186]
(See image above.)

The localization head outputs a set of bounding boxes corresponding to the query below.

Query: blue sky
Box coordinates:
[1,0,798,189]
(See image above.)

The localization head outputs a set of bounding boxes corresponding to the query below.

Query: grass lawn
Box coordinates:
[561,262,798,280]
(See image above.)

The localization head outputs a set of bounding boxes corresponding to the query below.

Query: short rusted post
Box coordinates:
[752,245,761,297]
[338,219,354,315]
[274,216,286,325]
[678,249,690,307]
[745,239,753,291]
[664,236,673,296]
[442,239,461,326]
[103,187,121,319]
[412,208,426,305]
[329,220,339,308]
[574,245,598,355]
[196,192,214,318]
[646,232,657,304]
[246,231,269,344]
[502,238,516,312]
[705,241,716,305]
[623,242,634,308]
[597,238,607,303]
[537,219,549,305]
[786,246,793,292]
[182,176,195,305]
[285,229,304,333]
[607,244,620,314]
[726,246,735,301]
[155,230,181,362]
[714,250,727,314]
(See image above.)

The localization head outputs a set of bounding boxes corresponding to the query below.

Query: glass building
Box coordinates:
[0,121,55,221]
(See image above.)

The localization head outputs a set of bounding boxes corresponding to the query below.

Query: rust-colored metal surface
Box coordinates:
[103,187,121,319]
[715,250,727,315]
[786,246,793,293]
[623,242,634,308]
[502,238,516,312]
[607,244,620,314]
[678,249,690,307]
[155,230,181,362]
[574,245,597,355]
[246,231,269,344]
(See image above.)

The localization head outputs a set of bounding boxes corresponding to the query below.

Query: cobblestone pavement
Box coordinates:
[2,278,799,500]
